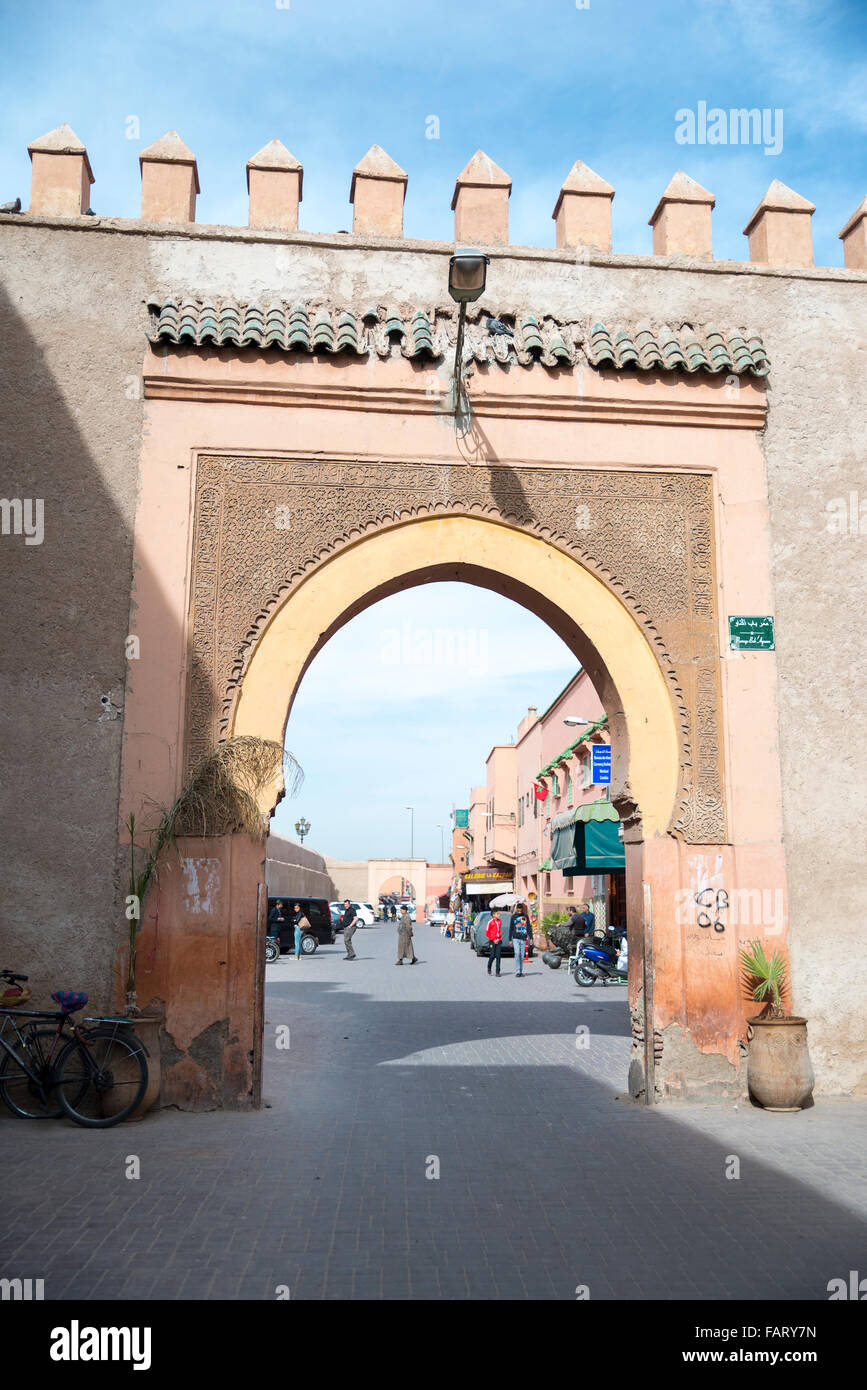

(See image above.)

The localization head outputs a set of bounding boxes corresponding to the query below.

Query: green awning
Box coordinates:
[582,818,625,870]
[540,857,553,871]
[560,819,625,874]
[551,825,580,871]
[551,799,619,830]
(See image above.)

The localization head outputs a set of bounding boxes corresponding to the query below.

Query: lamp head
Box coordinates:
[448,247,490,304]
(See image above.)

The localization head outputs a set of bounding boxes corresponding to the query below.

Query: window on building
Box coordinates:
[583,755,591,788]
[552,773,560,797]
[566,769,572,803]
[544,872,551,893]
[533,794,538,819]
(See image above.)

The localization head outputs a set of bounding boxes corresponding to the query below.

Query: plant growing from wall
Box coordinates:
[124,736,303,1014]
[739,939,788,1019]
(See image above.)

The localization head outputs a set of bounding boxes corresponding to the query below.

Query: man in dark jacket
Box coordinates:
[509,909,531,976]
[341,900,359,959]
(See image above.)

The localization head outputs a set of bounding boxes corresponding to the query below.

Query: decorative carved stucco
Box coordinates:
[186,456,726,843]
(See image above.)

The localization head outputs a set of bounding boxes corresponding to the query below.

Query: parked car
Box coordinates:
[429,909,448,927]
[361,901,380,922]
[471,911,535,958]
[267,897,334,954]
[329,903,343,930]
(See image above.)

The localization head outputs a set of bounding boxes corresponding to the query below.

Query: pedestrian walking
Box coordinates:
[292,902,310,960]
[486,912,504,976]
[341,899,359,959]
[510,908,531,975]
[395,906,417,965]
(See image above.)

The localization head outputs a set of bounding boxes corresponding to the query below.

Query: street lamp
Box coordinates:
[295,817,310,843]
[436,823,445,863]
[405,805,414,860]
[563,716,591,726]
[447,247,489,410]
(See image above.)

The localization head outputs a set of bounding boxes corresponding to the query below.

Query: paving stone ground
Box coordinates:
[1,922,865,1300]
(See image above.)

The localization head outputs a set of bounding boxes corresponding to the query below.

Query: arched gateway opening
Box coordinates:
[229,511,680,1102]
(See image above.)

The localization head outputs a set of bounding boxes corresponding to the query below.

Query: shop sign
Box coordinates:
[590,744,611,785]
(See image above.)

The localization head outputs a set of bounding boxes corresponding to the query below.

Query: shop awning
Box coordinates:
[551,799,620,830]
[551,800,625,874]
[551,824,580,871]
[580,819,625,871]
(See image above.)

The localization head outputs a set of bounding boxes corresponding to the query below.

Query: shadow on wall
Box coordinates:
[0,278,198,1014]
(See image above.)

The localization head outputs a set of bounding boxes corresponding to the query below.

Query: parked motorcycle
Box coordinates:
[265,935,281,964]
[570,930,628,987]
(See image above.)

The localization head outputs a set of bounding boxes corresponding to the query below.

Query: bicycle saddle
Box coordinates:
[51,990,88,1014]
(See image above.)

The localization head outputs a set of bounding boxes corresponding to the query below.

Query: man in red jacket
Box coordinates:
[485,912,504,977]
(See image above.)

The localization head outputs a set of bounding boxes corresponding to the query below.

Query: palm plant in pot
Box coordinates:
[740,939,813,1112]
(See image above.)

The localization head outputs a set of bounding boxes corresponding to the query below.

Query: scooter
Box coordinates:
[265,935,281,964]
[570,931,628,987]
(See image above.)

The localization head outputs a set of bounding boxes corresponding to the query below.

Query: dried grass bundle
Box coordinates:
[171,736,301,838]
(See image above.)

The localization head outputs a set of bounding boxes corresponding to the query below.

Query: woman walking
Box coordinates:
[292,902,311,960]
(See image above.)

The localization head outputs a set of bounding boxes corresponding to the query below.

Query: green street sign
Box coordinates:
[454,809,469,827]
[729,616,775,651]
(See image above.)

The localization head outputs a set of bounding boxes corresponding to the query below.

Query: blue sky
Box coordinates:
[3,0,864,858]
[1,0,865,263]
[271,584,577,863]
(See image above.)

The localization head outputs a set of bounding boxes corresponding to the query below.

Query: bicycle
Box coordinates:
[0,970,149,1127]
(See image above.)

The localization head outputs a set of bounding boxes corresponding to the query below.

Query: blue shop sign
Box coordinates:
[590,744,611,785]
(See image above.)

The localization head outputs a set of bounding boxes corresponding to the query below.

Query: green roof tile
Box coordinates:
[147,299,770,377]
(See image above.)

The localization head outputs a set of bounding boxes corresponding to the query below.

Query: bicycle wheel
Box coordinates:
[54,1027,148,1128]
[0,1028,70,1118]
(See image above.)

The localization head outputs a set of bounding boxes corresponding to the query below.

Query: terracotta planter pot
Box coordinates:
[123,1014,162,1122]
[746,1015,814,1112]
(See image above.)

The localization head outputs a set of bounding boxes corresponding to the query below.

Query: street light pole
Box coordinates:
[437,823,444,863]
[405,805,414,861]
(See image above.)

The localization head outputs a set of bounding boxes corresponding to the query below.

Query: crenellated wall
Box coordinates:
[13,123,867,269]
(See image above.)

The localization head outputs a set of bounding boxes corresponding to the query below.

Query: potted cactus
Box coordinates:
[740,939,813,1112]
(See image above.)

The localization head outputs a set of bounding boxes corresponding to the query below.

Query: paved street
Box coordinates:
[1,921,865,1300]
